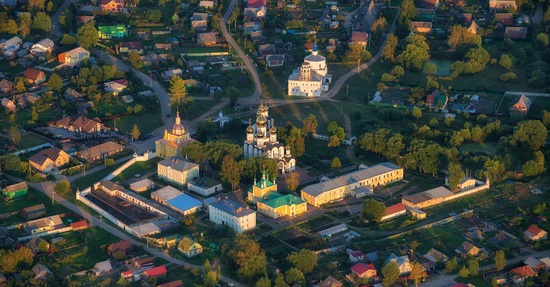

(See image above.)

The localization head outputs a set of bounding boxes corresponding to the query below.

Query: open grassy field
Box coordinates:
[269,101,346,132]
[72,162,125,190]
[105,110,163,135]
[459,141,498,155]
[112,158,160,182]
[17,133,50,150]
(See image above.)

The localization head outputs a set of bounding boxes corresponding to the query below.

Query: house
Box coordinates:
[104,79,128,94]
[350,263,377,279]
[24,68,47,84]
[466,228,484,240]
[317,276,343,287]
[92,260,113,276]
[0,79,14,94]
[455,241,480,258]
[157,157,200,186]
[143,265,167,279]
[32,264,52,280]
[381,203,407,221]
[51,114,109,134]
[1,98,16,112]
[199,0,215,8]
[158,280,184,287]
[108,240,133,256]
[302,162,403,207]
[119,42,143,54]
[155,43,172,51]
[2,182,28,199]
[505,27,528,39]
[423,248,448,264]
[540,257,550,270]
[247,0,266,8]
[495,13,514,25]
[100,0,124,12]
[509,94,532,115]
[350,31,368,48]
[0,36,22,50]
[76,15,95,24]
[489,0,517,11]
[348,250,365,263]
[162,68,183,79]
[23,215,64,235]
[98,25,128,39]
[258,44,275,57]
[151,186,202,216]
[98,180,123,196]
[29,147,70,173]
[524,224,548,241]
[76,141,125,162]
[385,253,411,275]
[197,33,217,46]
[243,6,267,20]
[19,204,47,220]
[420,0,439,8]
[416,8,435,21]
[490,230,519,247]
[266,54,285,67]
[14,93,40,107]
[26,237,49,253]
[58,47,90,66]
[177,237,203,258]
[244,21,261,34]
[208,198,256,233]
[510,265,536,284]
[30,38,54,56]
[129,179,154,192]
[524,257,546,272]
[192,13,209,32]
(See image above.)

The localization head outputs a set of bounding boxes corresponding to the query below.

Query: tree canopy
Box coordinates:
[360,199,386,222]
[287,249,318,274]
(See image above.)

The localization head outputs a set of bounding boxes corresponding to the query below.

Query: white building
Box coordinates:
[243,103,296,173]
[208,199,256,233]
[157,157,200,186]
[288,43,332,97]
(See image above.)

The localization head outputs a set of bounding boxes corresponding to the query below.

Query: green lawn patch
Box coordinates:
[112,158,160,182]
[179,100,218,121]
[459,142,498,155]
[455,276,492,287]
[72,162,126,190]
[105,110,163,135]
[269,101,346,132]
[17,133,50,150]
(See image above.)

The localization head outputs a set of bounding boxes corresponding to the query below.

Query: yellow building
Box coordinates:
[247,170,278,203]
[157,157,200,186]
[156,110,192,158]
[301,162,404,207]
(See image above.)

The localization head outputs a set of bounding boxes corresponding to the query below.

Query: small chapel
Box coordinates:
[243,103,296,173]
[155,109,192,158]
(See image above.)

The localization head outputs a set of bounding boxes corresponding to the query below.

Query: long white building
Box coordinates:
[288,43,332,97]
[208,199,256,233]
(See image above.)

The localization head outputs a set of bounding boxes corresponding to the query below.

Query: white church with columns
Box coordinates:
[287,43,332,97]
[243,103,296,173]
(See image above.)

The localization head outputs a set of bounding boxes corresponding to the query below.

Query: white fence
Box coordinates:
[504,91,550,98]
[12,143,53,156]
[312,134,357,146]
[18,226,74,241]
[104,151,157,181]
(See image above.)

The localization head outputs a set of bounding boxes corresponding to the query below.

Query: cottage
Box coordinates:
[108,240,133,256]
[26,237,49,253]
[350,31,368,48]
[0,79,14,94]
[266,54,285,67]
[490,230,519,247]
[51,114,109,134]
[29,147,70,173]
[135,257,154,269]
[14,93,40,107]
[524,224,548,241]
[317,276,343,287]
[58,47,90,66]
[0,36,22,50]
[411,21,433,34]
[30,38,54,56]
[495,13,514,25]
[100,0,124,11]
[1,98,16,112]
[98,25,128,39]
[76,141,125,162]
[2,182,28,199]
[192,13,209,32]
[348,250,365,263]
[524,257,546,272]
[104,79,128,94]
[510,265,536,284]
[31,264,52,280]
[505,27,528,39]
[143,265,167,279]
[509,94,532,115]
[197,32,217,46]
[119,42,143,54]
[199,0,215,8]
[244,21,261,34]
[24,68,46,84]
[385,253,411,275]
[258,44,276,57]
[23,215,64,235]
[489,0,517,10]
[350,263,377,279]
[243,6,267,20]
[92,260,113,276]
[423,248,448,264]
[455,241,480,258]
[177,237,203,258]
[19,204,47,220]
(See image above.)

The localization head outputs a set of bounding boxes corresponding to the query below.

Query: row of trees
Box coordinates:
[0,12,51,36]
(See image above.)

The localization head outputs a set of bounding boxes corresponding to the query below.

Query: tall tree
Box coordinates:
[287,249,318,274]
[285,268,305,286]
[273,274,289,287]
[513,120,547,151]
[47,73,63,92]
[468,259,479,276]
[169,76,188,105]
[220,156,241,190]
[331,157,342,171]
[28,0,45,11]
[400,0,416,19]
[448,162,465,189]
[8,126,21,146]
[54,180,71,197]
[182,142,207,163]
[255,277,271,287]
[32,12,52,32]
[410,261,427,287]
[18,14,32,38]
[2,154,21,173]
[132,124,140,140]
[398,35,430,71]
[129,51,144,69]
[494,250,506,270]
[285,171,301,192]
[228,234,267,282]
[77,22,99,49]
[382,261,400,287]
[382,34,398,62]
[360,199,386,222]
[302,114,318,137]
[227,86,241,107]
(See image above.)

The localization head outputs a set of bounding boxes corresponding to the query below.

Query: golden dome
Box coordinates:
[256,113,267,125]
[247,124,254,133]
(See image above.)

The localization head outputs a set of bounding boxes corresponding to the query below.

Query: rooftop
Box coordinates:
[158,157,199,173]
[166,194,202,212]
[210,199,255,217]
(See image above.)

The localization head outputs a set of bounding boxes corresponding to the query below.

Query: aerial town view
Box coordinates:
[0,0,549,284]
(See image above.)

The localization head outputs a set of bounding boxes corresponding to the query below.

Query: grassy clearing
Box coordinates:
[105,110,163,135]
[459,142,498,155]
[72,162,126,190]
[269,101,346,132]
[180,100,218,121]
[112,158,160,182]
[18,133,50,150]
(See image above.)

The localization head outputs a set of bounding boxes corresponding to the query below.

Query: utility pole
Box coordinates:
[52,189,55,205]
[357,58,360,73]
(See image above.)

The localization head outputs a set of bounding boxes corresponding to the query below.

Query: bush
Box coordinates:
[499,71,517,82]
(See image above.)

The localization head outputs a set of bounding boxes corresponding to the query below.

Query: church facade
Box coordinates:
[243,104,296,173]
[155,110,192,158]
[287,43,332,97]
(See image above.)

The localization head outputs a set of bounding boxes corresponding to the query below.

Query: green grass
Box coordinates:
[459,142,498,155]
[455,276,492,287]
[334,60,389,103]
[17,133,50,150]
[72,162,126,190]
[112,158,160,182]
[179,100,218,121]
[268,101,346,132]
[105,110,163,135]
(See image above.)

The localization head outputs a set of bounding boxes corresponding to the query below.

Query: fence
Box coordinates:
[104,151,157,181]
[386,209,474,240]
[12,143,53,156]
[76,188,134,234]
[18,226,74,241]
[504,91,550,98]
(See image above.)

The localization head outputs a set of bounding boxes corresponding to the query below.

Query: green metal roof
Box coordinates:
[98,25,127,34]
[260,193,305,209]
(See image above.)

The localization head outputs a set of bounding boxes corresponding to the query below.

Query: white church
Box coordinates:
[243,103,296,173]
[287,43,332,97]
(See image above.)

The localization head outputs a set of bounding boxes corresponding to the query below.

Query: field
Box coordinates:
[105,110,163,135]
[72,162,126,190]
[17,133,50,150]
[459,142,498,155]
[269,101,346,133]
[112,158,160,182]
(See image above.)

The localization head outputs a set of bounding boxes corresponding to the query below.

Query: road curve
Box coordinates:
[220,0,262,101]
[50,0,76,37]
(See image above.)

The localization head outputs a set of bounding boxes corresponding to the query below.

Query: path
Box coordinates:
[220,0,262,102]
[50,0,76,37]
[64,155,133,182]
[532,2,543,25]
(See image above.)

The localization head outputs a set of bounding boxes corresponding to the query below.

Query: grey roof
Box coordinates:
[302,162,402,197]
[210,199,255,217]
[425,186,453,199]
[158,157,199,172]
[151,186,182,202]
[304,54,326,62]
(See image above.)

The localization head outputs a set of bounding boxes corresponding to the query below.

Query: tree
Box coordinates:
[227,86,241,107]
[131,124,140,140]
[536,33,549,48]
[370,17,387,40]
[459,265,469,278]
[77,23,99,49]
[5,20,17,35]
[228,234,267,281]
[494,250,506,270]
[360,199,386,222]
[513,120,547,151]
[287,249,318,274]
[398,35,430,71]
[14,77,26,93]
[411,107,422,118]
[169,76,189,105]
[37,240,49,253]
[54,180,71,197]
[2,154,21,173]
[383,34,398,62]
[400,0,416,19]
[8,126,21,146]
[203,259,219,287]
[447,25,482,51]
[220,156,242,190]
[285,171,300,192]
[445,258,458,272]
[279,122,306,157]
[105,158,115,166]
[410,261,427,287]
[499,54,513,69]
[32,12,52,32]
[302,114,318,137]
[331,157,342,171]
[382,261,400,287]
[28,0,45,11]
[128,51,144,69]
[542,110,550,127]
[47,73,63,92]
[425,62,437,74]
[59,9,73,32]
[273,274,289,287]
[285,268,305,286]
[484,158,505,182]
[256,277,271,287]
[448,162,465,189]
[344,43,371,63]
[327,121,345,140]
[113,250,126,260]
[18,14,31,38]
[468,259,478,276]
[0,247,34,274]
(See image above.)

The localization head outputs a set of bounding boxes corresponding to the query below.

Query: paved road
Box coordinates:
[532,2,543,25]
[220,0,262,103]
[50,0,76,37]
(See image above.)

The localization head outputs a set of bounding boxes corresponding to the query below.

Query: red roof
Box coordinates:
[24,68,45,81]
[449,284,468,287]
[70,220,87,229]
[385,203,406,216]
[351,31,368,43]
[304,42,314,51]
[157,280,184,287]
[144,265,167,277]
[351,263,376,275]
[511,265,536,277]
[247,0,266,8]
[121,270,132,277]
[526,224,545,237]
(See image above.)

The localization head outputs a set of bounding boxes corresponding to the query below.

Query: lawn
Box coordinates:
[179,100,218,121]
[269,101,346,132]
[17,133,50,150]
[459,142,498,155]
[105,110,163,135]
[333,60,389,103]
[72,162,126,190]
[112,158,161,182]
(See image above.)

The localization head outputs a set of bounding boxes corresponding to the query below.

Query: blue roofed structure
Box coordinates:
[165,193,202,216]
